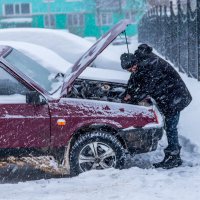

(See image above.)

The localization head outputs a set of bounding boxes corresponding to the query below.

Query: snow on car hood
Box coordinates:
[80,67,130,84]
[61,19,131,97]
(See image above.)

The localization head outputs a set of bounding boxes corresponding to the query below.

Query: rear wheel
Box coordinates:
[69,131,126,176]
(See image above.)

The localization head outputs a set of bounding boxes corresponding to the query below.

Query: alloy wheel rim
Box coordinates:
[78,142,116,172]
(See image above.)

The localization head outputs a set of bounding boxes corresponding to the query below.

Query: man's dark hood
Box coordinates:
[134,44,153,60]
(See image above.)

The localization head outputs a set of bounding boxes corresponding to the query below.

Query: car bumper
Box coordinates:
[118,128,163,154]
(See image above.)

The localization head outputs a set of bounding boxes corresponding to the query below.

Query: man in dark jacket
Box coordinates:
[120,44,192,169]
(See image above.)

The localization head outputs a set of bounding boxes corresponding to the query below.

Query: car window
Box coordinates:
[4,49,60,94]
[0,67,30,103]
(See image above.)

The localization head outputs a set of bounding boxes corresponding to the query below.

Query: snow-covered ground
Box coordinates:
[0,31,200,200]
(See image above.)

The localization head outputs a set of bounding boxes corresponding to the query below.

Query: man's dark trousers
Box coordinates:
[165,112,181,152]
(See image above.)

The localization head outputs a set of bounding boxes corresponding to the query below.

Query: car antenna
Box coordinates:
[123,30,130,54]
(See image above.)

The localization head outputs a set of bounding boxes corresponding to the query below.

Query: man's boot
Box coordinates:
[153,151,171,168]
[153,147,182,169]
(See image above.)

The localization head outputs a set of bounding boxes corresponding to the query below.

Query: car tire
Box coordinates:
[69,131,126,176]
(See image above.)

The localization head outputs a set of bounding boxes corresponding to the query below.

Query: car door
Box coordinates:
[0,66,50,148]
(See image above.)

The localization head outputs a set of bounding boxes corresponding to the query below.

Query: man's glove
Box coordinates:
[138,97,152,106]
[121,93,132,104]
[124,94,131,101]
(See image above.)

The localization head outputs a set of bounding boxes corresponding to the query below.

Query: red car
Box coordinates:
[0,20,163,175]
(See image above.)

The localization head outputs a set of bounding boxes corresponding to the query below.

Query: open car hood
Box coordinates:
[61,19,131,97]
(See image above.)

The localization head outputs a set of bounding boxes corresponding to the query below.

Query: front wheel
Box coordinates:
[69,131,126,176]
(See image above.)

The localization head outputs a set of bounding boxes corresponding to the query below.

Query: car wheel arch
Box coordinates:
[68,124,127,152]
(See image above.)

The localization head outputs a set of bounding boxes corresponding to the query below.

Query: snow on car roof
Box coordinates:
[0,41,72,72]
[0,41,130,84]
[0,28,92,64]
[0,28,121,70]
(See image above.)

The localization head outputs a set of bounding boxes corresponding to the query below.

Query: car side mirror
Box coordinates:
[26,91,47,106]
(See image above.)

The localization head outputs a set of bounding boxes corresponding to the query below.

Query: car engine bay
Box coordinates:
[68,79,127,103]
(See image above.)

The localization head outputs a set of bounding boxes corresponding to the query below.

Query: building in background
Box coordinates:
[0,0,146,38]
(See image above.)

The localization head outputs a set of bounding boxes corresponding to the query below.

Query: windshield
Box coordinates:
[4,49,63,94]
